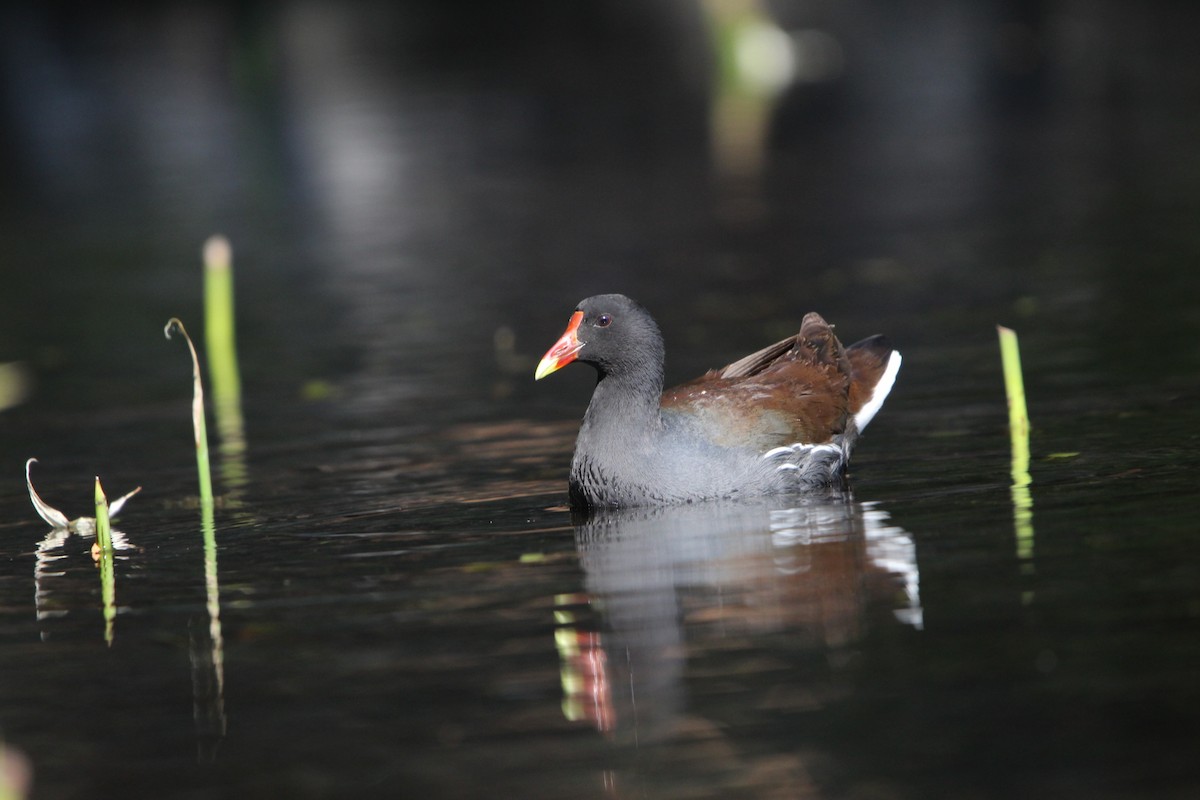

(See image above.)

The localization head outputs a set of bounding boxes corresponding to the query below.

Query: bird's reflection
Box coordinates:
[560,492,922,747]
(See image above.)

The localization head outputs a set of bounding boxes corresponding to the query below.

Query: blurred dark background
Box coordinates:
[0,0,1197,427]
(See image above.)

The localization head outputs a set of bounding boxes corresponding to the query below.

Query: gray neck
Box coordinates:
[580,358,664,442]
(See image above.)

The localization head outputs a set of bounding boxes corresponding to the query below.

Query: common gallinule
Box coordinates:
[536,294,900,508]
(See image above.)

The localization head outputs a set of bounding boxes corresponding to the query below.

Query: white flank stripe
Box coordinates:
[854,350,902,432]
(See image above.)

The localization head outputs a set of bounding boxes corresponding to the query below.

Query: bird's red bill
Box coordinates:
[535,311,584,380]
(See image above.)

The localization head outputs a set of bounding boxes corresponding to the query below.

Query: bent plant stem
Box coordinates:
[166,317,227,754]
[998,326,1034,591]
[95,478,116,646]
[165,318,214,510]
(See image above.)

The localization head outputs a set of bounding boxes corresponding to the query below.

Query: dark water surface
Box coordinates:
[1,3,1199,798]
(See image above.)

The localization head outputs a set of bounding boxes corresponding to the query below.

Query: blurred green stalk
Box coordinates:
[998,326,1034,577]
[702,0,783,185]
[203,235,247,492]
[0,741,32,800]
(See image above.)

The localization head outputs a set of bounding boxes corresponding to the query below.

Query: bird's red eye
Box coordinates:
[597,314,612,328]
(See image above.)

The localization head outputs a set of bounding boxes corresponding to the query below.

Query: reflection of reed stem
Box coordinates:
[203,514,225,706]
[998,326,1034,577]
[203,235,247,493]
[194,494,227,760]
[95,478,116,646]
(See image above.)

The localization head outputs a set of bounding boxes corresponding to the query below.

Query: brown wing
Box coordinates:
[717,335,795,380]
[661,313,855,447]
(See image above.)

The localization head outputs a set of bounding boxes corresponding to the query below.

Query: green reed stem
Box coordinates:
[95,477,116,645]
[998,326,1030,445]
[94,477,113,552]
